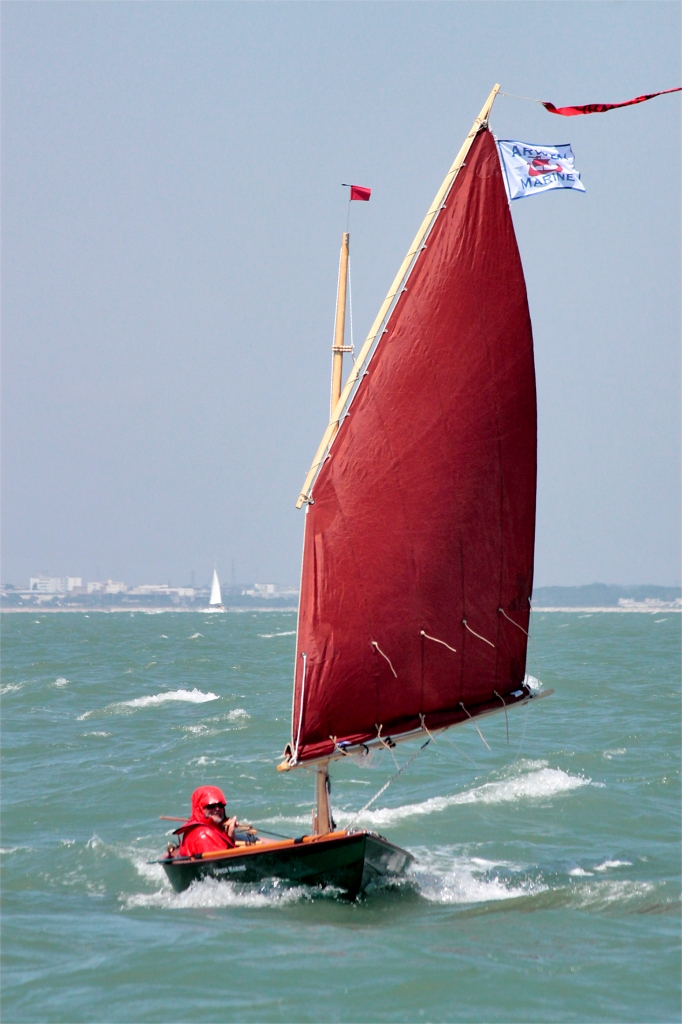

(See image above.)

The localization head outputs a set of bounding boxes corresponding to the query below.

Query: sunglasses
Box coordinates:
[204,802,226,812]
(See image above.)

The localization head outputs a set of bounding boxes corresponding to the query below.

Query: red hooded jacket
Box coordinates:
[173,785,236,857]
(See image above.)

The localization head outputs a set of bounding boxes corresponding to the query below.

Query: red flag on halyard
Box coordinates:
[543,87,681,116]
[292,130,536,765]
[350,185,371,201]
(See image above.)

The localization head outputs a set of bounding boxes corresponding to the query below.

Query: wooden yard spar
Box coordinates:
[296,84,501,509]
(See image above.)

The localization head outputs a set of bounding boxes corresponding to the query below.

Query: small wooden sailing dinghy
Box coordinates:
[160,85,551,899]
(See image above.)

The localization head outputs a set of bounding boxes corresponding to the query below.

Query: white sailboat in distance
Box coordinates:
[206,569,225,612]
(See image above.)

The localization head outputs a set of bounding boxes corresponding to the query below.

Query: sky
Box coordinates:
[2,1,680,589]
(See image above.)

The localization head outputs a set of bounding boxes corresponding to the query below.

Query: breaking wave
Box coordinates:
[122,688,219,709]
[78,688,219,718]
[347,764,592,828]
[260,763,594,832]
[258,631,297,638]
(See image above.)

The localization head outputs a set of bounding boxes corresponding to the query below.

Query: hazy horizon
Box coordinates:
[2,3,680,589]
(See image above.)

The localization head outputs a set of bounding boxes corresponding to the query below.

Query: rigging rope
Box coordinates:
[371,640,398,677]
[459,701,491,750]
[499,90,543,104]
[420,629,457,653]
[493,690,510,744]
[498,606,530,636]
[462,619,495,648]
[348,252,354,356]
[294,652,307,761]
[346,737,431,829]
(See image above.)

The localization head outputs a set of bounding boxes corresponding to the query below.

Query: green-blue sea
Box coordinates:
[1,610,680,1023]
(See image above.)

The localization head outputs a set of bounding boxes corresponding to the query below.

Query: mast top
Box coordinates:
[296,84,501,509]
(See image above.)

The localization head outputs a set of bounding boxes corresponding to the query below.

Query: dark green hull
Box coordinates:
[160,830,413,900]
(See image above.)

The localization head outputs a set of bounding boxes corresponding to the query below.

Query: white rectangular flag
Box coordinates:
[496,140,586,201]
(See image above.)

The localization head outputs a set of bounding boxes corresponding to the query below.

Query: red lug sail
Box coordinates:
[292,128,536,764]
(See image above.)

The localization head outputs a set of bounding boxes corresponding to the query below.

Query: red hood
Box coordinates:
[173,785,227,835]
[190,785,227,822]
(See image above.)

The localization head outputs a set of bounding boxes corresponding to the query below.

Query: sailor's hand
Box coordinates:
[225,815,238,839]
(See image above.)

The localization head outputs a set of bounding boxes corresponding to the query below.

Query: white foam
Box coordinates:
[54,677,69,687]
[228,708,250,721]
[84,731,111,737]
[122,862,317,910]
[78,688,219,719]
[524,674,543,692]
[346,766,591,828]
[411,848,545,905]
[603,748,626,759]
[258,630,296,638]
[569,867,594,877]
[188,632,203,639]
[122,689,219,708]
[593,859,632,872]
[571,880,655,910]
[123,881,309,910]
[0,684,23,695]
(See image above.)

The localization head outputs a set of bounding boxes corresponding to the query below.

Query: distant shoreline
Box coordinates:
[1,605,679,614]
[0,605,298,614]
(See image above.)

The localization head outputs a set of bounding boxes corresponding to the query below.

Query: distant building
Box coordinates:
[127,585,195,597]
[87,580,127,594]
[243,583,299,599]
[29,577,82,593]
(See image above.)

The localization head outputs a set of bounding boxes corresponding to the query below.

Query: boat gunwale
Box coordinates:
[157,827,366,866]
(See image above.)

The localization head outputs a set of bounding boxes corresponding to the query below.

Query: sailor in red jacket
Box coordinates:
[172,786,238,858]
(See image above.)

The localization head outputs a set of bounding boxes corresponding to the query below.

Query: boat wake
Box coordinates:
[64,834,667,915]
[405,847,666,913]
[409,849,546,904]
[122,875,335,910]
[122,848,342,909]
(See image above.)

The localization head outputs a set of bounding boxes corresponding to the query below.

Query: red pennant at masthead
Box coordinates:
[542,87,681,116]
[349,185,371,201]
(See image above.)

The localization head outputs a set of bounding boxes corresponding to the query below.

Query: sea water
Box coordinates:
[1,610,679,1023]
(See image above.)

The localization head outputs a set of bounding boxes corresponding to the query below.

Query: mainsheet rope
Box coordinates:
[345,737,432,830]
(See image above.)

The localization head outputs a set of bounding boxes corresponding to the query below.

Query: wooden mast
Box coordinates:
[312,231,352,834]
[313,760,333,835]
[331,233,352,427]
[296,84,501,509]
